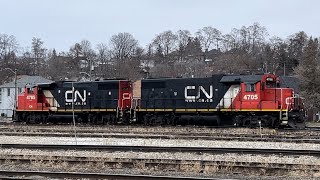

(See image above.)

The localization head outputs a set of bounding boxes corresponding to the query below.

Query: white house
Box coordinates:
[0,76,52,118]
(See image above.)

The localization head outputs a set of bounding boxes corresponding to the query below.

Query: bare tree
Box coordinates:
[196,26,222,51]
[247,22,268,51]
[0,33,19,59]
[31,37,47,76]
[109,32,139,78]
[152,30,178,57]
[176,30,192,62]
[0,34,19,72]
[96,43,112,78]
[262,36,287,74]
[221,33,237,52]
[176,30,191,48]
[80,39,96,80]
[69,43,83,72]
[110,32,138,62]
[47,49,70,80]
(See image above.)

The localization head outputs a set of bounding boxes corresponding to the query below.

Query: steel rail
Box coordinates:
[1,131,320,144]
[0,144,319,156]
[0,170,225,180]
[1,154,319,169]
[2,125,320,135]
[1,125,320,136]
[2,123,320,135]
[0,131,320,144]
[2,122,320,131]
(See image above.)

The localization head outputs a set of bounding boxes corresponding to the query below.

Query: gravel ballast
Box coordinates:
[0,148,320,165]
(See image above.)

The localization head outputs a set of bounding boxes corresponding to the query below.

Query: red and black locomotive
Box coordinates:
[15,80,132,124]
[15,74,305,128]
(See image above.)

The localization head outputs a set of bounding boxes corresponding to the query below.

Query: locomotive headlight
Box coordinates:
[266,77,273,81]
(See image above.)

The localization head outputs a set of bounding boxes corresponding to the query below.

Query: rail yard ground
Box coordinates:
[1,123,320,179]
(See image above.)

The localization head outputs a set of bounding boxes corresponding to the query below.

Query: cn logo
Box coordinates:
[65,90,86,103]
[184,85,213,102]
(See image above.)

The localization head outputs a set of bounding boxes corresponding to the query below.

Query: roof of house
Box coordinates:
[280,76,300,93]
[0,76,53,88]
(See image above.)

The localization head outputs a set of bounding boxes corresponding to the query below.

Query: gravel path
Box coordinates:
[0,135,319,150]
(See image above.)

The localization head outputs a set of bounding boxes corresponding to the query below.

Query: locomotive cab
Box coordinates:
[220,74,305,128]
[17,85,48,111]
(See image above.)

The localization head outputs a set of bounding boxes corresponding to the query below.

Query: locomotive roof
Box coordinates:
[36,80,126,89]
[220,75,263,83]
[142,74,264,84]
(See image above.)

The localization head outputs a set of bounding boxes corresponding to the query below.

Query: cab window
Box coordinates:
[27,88,34,94]
[246,83,256,92]
[266,81,275,88]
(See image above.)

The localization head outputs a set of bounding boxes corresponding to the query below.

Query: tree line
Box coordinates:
[0,22,319,112]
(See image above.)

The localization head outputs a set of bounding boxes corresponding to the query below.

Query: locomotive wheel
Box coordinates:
[143,116,149,126]
[165,115,174,126]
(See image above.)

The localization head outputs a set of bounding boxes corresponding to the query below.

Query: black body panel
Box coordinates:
[39,81,120,110]
[140,75,230,109]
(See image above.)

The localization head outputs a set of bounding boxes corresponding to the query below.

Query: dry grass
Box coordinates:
[0,156,318,178]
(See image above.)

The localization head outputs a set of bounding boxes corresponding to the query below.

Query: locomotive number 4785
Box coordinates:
[243,94,258,100]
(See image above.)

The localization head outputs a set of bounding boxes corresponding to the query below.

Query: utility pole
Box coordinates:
[71,82,77,144]
[89,58,92,81]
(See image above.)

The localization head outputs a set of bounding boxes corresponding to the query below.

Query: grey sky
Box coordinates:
[1,0,319,52]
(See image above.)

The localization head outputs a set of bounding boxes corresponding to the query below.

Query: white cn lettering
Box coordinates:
[199,86,213,99]
[65,90,86,103]
[185,85,213,100]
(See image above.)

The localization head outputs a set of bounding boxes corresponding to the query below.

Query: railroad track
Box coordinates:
[2,123,320,135]
[2,121,320,132]
[2,123,320,134]
[0,170,220,180]
[2,124,320,145]
[0,144,319,156]
[1,130,320,144]
[0,146,319,178]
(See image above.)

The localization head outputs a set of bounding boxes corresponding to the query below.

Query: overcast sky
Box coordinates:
[1,0,319,52]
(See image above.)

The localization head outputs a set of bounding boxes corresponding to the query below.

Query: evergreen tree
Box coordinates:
[295,37,320,113]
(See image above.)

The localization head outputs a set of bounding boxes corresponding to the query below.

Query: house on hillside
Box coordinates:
[0,76,52,118]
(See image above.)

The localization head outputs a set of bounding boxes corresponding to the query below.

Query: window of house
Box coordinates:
[0,89,2,103]
[7,88,10,96]
[245,83,256,92]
